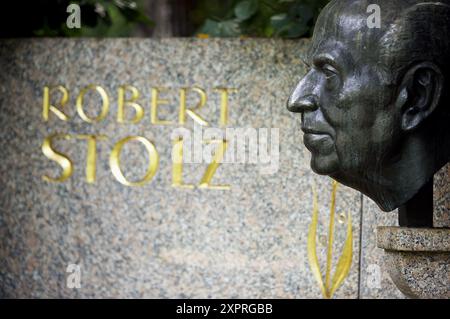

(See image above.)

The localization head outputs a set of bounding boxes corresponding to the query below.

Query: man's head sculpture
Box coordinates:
[287,0,450,212]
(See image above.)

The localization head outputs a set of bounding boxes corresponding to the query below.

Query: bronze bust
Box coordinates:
[287,0,450,226]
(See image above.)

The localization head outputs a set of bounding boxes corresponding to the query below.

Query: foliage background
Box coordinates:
[0,0,330,38]
[193,0,329,38]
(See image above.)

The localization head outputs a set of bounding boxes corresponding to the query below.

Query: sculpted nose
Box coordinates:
[287,94,318,113]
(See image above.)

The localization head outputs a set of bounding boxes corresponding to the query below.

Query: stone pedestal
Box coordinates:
[434,164,450,228]
[377,227,450,299]
[377,163,450,299]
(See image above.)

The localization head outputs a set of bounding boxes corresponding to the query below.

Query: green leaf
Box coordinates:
[271,5,311,38]
[197,18,240,37]
[289,4,314,23]
[263,25,275,37]
[198,19,221,36]
[285,22,309,38]
[270,13,288,30]
[218,20,241,37]
[234,0,258,21]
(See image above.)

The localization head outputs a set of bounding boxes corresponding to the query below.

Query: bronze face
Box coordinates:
[287,0,450,214]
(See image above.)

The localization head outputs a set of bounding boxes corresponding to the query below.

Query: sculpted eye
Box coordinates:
[320,64,340,91]
[322,65,338,79]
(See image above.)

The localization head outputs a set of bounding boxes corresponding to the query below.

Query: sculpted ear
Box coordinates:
[396,62,444,131]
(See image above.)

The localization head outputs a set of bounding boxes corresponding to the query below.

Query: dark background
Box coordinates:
[0,0,329,38]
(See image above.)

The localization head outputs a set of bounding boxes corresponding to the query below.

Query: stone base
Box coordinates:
[377,226,450,299]
[434,163,450,228]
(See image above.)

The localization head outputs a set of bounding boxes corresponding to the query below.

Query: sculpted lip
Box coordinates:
[301,126,329,136]
[301,126,334,153]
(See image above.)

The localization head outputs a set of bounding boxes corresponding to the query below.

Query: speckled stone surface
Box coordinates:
[378,227,450,252]
[377,227,450,299]
[434,163,450,228]
[382,251,449,299]
[0,39,362,298]
[359,197,405,299]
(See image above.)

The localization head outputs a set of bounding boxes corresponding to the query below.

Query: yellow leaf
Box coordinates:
[307,184,327,298]
[325,180,338,295]
[330,212,353,297]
